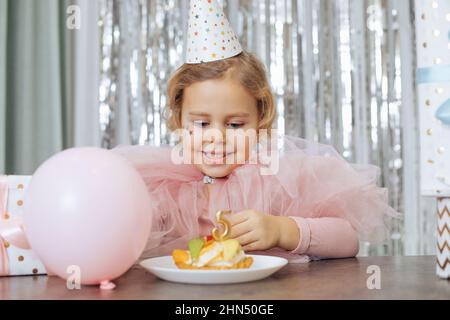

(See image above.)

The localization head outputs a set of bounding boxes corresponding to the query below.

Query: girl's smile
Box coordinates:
[201,149,235,165]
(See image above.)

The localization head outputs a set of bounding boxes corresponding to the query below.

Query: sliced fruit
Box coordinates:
[197,242,222,265]
[172,249,190,264]
[203,236,214,247]
[199,241,218,256]
[208,251,224,265]
[222,239,240,261]
[188,237,205,260]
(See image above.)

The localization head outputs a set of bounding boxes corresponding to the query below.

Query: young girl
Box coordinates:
[112,1,399,263]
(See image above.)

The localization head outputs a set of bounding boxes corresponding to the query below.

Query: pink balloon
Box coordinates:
[23,148,151,285]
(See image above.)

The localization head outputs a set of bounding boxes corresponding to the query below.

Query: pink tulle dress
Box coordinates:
[111,135,400,263]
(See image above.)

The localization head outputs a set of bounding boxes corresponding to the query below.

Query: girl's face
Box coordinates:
[180,74,260,178]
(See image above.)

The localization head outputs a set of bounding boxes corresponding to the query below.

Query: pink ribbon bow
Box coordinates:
[0,176,31,276]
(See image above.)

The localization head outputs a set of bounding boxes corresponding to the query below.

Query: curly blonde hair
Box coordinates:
[165,51,276,132]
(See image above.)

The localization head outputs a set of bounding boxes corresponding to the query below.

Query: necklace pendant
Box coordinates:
[203,175,215,185]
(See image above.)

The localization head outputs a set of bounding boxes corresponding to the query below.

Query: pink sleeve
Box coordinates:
[288,216,359,258]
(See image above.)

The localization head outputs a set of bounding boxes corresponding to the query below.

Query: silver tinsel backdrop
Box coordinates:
[96,0,436,256]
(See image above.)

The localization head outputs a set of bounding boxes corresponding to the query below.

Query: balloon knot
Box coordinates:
[99,280,116,290]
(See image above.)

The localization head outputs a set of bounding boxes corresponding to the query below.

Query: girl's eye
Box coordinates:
[227,123,245,129]
[193,120,209,128]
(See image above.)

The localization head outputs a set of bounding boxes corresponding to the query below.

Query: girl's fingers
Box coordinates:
[228,220,251,239]
[236,231,257,246]
[243,241,260,252]
[227,211,249,227]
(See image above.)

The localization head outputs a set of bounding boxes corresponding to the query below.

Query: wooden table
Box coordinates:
[0,256,449,300]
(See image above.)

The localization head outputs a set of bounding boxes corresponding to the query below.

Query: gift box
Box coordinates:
[415,0,450,279]
[1,175,47,276]
[415,0,450,197]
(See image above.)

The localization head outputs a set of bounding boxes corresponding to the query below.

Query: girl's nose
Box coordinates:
[204,123,226,144]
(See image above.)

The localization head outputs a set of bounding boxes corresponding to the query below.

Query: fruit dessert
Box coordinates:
[172,235,253,270]
[172,210,253,270]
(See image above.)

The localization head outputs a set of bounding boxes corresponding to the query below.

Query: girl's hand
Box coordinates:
[227,209,279,251]
[227,210,300,252]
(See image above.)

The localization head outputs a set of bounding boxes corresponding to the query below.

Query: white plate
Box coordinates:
[140,255,288,285]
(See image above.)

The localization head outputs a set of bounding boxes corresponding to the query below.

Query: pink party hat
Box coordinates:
[186,0,243,64]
